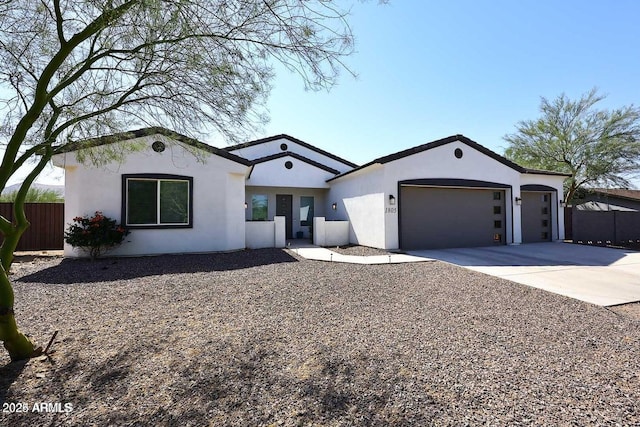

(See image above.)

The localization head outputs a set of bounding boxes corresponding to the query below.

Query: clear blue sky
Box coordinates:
[18,0,640,185]
[260,0,640,166]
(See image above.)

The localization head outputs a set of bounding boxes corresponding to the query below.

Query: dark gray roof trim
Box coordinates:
[250,152,340,175]
[400,178,511,189]
[225,134,358,169]
[521,184,557,192]
[54,127,252,166]
[328,134,570,182]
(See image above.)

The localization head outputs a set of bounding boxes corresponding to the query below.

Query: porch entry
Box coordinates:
[276,194,293,238]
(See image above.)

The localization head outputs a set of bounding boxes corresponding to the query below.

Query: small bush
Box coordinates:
[64,211,129,259]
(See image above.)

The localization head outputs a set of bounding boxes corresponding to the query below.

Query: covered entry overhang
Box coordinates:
[398,179,514,250]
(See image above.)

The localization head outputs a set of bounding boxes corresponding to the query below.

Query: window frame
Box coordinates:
[122,174,194,229]
[300,196,315,226]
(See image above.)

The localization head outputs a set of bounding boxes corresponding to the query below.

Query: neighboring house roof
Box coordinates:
[54,127,252,166]
[249,152,340,175]
[575,201,637,212]
[327,134,571,182]
[225,134,358,168]
[589,188,640,202]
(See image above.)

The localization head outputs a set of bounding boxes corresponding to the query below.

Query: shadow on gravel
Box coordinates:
[2,340,442,426]
[0,359,27,405]
[17,248,298,284]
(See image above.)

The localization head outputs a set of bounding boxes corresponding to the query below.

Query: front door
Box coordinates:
[276,194,293,238]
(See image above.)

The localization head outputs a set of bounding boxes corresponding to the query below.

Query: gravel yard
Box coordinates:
[1,248,639,426]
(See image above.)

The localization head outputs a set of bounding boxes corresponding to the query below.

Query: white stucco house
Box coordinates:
[52,127,568,257]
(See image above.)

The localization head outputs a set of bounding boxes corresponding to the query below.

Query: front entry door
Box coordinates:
[276,194,293,239]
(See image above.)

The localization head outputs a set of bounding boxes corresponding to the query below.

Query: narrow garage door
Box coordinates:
[521,191,552,243]
[400,186,506,250]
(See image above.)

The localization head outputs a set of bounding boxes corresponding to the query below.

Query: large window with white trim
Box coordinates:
[122,174,193,228]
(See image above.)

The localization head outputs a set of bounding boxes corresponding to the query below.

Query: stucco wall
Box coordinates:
[54,134,249,257]
[327,140,567,249]
[247,156,335,189]
[229,137,354,173]
[245,216,286,249]
[313,217,350,247]
[381,141,522,248]
[327,166,386,248]
[520,173,566,240]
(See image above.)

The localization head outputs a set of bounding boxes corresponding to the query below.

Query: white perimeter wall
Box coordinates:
[245,216,286,249]
[54,134,249,257]
[313,217,350,247]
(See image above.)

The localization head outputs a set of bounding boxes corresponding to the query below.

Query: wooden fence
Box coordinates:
[0,203,64,251]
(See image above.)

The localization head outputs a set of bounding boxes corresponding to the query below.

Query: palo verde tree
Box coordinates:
[504,88,640,203]
[0,0,359,361]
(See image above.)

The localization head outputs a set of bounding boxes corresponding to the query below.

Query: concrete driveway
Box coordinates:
[409,242,640,306]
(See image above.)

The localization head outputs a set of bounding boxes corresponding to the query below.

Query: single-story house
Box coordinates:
[573,188,640,212]
[52,127,569,257]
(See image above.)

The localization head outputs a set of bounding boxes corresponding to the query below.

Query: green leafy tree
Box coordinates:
[504,88,640,203]
[0,0,359,361]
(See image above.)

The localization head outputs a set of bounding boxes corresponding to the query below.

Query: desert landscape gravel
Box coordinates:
[1,248,638,426]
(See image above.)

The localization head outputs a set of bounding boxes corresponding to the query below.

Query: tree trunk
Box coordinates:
[0,229,38,362]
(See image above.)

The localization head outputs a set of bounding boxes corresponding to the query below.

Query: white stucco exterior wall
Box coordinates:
[520,173,567,240]
[228,137,354,173]
[327,166,386,248]
[53,134,249,257]
[381,141,522,248]
[247,156,335,189]
[327,139,565,250]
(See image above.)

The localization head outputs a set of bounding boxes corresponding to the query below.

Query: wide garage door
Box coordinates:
[400,184,506,250]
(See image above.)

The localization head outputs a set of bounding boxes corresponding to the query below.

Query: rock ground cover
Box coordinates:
[1,249,639,426]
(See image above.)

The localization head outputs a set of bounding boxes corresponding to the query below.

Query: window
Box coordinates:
[541,219,549,227]
[494,220,502,229]
[541,207,549,215]
[300,196,314,226]
[252,195,268,220]
[493,206,502,215]
[123,174,192,228]
[493,192,501,200]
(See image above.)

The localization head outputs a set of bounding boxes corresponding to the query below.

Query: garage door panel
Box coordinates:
[521,191,552,243]
[400,186,505,250]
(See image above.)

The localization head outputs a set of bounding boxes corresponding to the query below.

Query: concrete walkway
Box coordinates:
[286,241,430,265]
[409,242,640,306]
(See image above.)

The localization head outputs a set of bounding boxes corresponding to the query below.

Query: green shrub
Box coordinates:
[64,211,129,259]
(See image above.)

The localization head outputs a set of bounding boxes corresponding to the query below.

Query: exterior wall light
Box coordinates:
[515,196,522,206]
[389,194,396,205]
[244,202,248,209]
[560,200,567,208]
[331,202,337,210]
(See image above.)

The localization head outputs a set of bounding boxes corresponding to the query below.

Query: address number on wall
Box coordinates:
[385,207,397,214]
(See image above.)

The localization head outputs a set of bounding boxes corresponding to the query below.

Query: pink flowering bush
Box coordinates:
[64,211,129,259]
